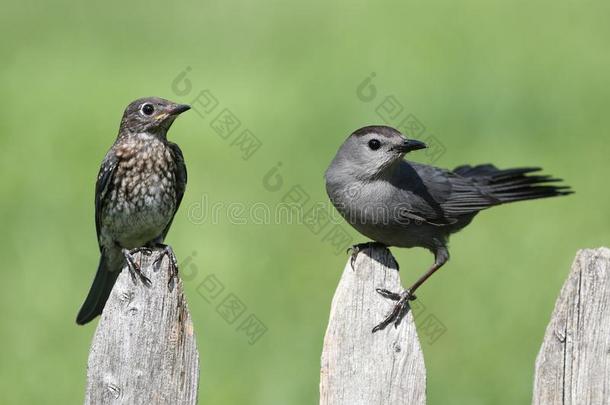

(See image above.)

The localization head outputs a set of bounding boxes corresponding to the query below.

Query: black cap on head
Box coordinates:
[352,125,402,139]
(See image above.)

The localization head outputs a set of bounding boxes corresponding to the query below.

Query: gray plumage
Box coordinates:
[76,97,190,325]
[325,125,572,331]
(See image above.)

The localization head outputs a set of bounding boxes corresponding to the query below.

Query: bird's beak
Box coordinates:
[395,139,427,153]
[168,104,191,116]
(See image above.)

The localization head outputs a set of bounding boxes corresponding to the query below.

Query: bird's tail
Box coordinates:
[76,252,120,325]
[453,164,573,204]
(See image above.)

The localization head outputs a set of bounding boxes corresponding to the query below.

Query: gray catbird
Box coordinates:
[325,125,572,332]
[76,97,190,325]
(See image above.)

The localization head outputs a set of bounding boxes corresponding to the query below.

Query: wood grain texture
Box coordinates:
[533,247,610,405]
[85,250,199,405]
[320,245,426,405]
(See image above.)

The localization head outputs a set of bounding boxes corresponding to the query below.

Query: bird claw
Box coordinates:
[130,246,154,256]
[375,288,402,301]
[349,247,360,270]
[122,248,152,287]
[372,289,416,333]
[348,242,389,270]
[152,244,179,289]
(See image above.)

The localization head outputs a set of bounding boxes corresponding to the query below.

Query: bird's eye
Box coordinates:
[141,103,155,116]
[368,139,381,150]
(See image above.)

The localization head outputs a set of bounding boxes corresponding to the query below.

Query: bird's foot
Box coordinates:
[347,242,383,269]
[122,248,152,287]
[152,244,179,288]
[372,288,417,333]
[347,242,397,270]
[129,246,154,256]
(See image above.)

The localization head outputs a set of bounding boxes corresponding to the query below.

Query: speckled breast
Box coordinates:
[103,135,177,248]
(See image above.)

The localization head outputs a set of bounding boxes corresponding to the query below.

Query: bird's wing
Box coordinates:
[434,168,501,216]
[391,162,455,225]
[160,141,187,240]
[95,151,119,250]
[394,162,500,225]
[407,162,569,219]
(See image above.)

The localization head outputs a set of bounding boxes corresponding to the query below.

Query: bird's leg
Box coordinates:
[122,248,152,287]
[131,246,155,281]
[372,246,448,333]
[348,242,393,270]
[151,243,179,287]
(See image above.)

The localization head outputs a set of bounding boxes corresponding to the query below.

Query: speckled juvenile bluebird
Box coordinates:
[76,97,190,325]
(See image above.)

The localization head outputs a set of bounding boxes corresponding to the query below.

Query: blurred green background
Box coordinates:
[1,0,609,404]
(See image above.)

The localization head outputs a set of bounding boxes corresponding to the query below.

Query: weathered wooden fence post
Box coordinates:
[320,245,426,405]
[533,247,610,404]
[85,250,199,405]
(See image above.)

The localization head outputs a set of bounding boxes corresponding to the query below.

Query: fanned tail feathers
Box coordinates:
[453,164,573,205]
